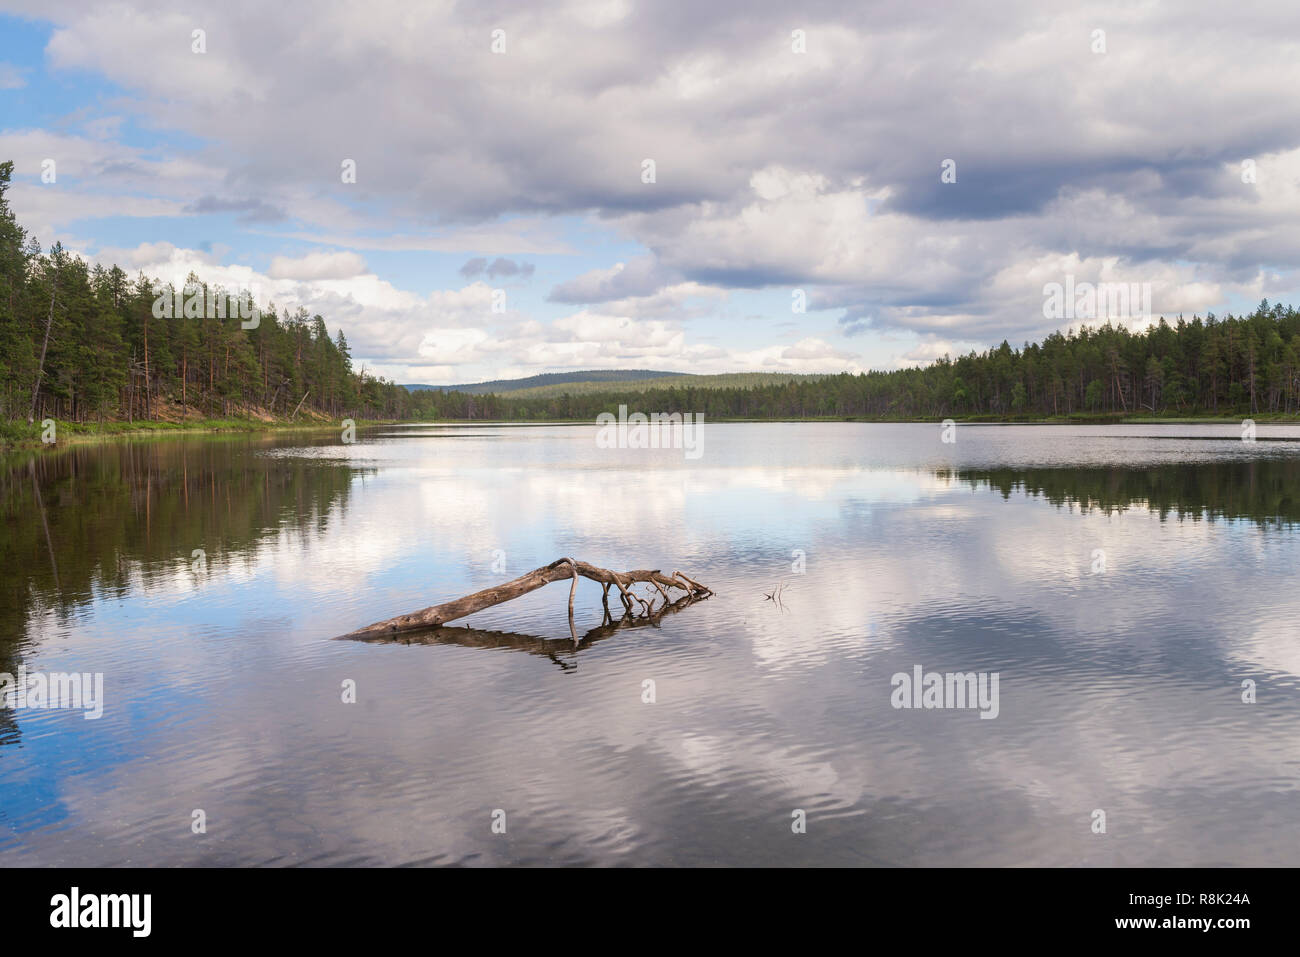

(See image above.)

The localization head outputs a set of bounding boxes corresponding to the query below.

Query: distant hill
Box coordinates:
[503,371,829,398]
[402,370,830,398]
[402,369,684,395]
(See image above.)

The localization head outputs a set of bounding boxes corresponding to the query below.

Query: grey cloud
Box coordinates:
[460,257,535,281]
[184,195,287,224]
[29,0,1300,351]
[548,256,671,304]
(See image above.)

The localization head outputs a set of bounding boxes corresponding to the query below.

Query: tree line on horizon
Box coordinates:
[421,301,1300,421]
[6,159,1300,427]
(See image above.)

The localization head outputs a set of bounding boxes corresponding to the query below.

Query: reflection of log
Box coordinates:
[339,591,707,668]
[335,557,712,641]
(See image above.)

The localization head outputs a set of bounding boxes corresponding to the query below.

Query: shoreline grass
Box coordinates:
[0,416,396,452]
[6,409,1297,452]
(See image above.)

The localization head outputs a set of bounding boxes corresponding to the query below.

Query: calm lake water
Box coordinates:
[2,422,1298,866]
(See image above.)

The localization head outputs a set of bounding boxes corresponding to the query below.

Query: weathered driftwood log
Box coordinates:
[341,590,708,668]
[335,557,712,641]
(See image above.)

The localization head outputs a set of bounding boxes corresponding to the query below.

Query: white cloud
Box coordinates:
[268,251,368,280]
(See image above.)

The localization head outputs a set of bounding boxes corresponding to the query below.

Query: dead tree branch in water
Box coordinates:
[335,557,713,641]
[339,590,709,669]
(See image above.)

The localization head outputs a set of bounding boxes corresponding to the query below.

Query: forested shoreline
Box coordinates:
[413,296,1300,422]
[370,296,1300,424]
[1,161,411,435]
[6,159,1300,444]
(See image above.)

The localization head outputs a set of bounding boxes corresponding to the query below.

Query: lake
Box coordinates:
[2,422,1298,866]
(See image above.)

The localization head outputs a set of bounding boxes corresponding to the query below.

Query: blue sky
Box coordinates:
[2,1,1298,383]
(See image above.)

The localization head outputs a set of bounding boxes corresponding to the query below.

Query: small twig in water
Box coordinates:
[763,581,789,610]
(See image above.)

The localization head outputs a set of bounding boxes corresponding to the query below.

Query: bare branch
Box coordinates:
[334,558,712,640]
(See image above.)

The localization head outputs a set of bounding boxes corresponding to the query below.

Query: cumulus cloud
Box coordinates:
[268,251,368,280]
[5,0,1299,374]
[80,239,846,384]
[549,256,671,303]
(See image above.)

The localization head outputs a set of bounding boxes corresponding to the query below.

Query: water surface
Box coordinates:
[2,423,1298,866]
